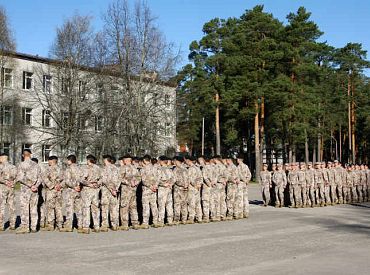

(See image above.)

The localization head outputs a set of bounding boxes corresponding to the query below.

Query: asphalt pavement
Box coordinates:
[0,185,369,275]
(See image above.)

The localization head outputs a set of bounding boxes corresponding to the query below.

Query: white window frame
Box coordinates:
[1,106,13,125]
[22,108,33,125]
[2,68,13,88]
[1,142,11,156]
[95,115,103,132]
[42,109,51,128]
[22,143,33,152]
[23,71,33,90]
[42,145,52,163]
[43,75,52,94]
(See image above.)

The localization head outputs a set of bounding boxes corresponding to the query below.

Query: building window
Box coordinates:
[23,71,33,90]
[42,145,52,163]
[62,112,69,129]
[22,108,32,125]
[1,106,13,125]
[95,116,103,132]
[61,78,70,94]
[79,114,89,130]
[1,143,11,156]
[164,94,170,107]
[43,75,52,93]
[165,122,171,137]
[78,80,87,99]
[1,68,13,88]
[22,143,32,152]
[42,110,51,127]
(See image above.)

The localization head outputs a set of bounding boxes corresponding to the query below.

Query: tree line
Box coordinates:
[176,5,370,178]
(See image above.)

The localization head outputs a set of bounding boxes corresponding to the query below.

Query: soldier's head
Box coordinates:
[66,154,77,166]
[173,156,184,166]
[120,155,132,166]
[31,157,39,164]
[198,156,205,166]
[277,163,283,170]
[48,155,58,166]
[320,162,326,169]
[0,153,8,163]
[86,154,97,165]
[284,163,290,171]
[307,162,312,169]
[143,155,151,165]
[159,156,167,166]
[299,163,305,170]
[262,163,268,171]
[22,149,32,160]
[110,156,116,164]
[102,155,112,166]
[272,164,277,171]
[360,164,365,170]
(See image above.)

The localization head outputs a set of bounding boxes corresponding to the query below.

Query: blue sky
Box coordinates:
[2,0,370,72]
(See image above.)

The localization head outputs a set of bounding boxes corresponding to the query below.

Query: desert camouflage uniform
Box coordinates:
[305,167,316,206]
[16,159,41,231]
[360,169,367,202]
[226,162,239,216]
[352,170,360,203]
[157,165,174,225]
[100,163,120,229]
[272,169,287,207]
[322,167,331,205]
[81,164,101,229]
[259,170,271,206]
[119,164,140,228]
[288,169,300,207]
[173,164,189,223]
[314,167,325,206]
[63,163,83,230]
[215,163,227,220]
[237,162,252,217]
[326,167,335,205]
[334,167,342,203]
[187,164,203,222]
[202,163,216,221]
[141,163,159,226]
[343,170,352,203]
[43,165,64,229]
[0,162,17,229]
[367,169,370,202]
[297,168,307,207]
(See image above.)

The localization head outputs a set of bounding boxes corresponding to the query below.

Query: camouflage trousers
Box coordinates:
[274,185,285,207]
[356,185,363,202]
[242,184,249,216]
[330,184,338,203]
[201,185,211,221]
[0,185,16,228]
[234,183,244,218]
[120,185,138,227]
[157,186,173,224]
[173,186,188,222]
[101,187,119,228]
[361,185,368,202]
[187,185,202,222]
[226,182,237,217]
[81,187,100,229]
[20,187,39,230]
[317,183,325,205]
[323,184,331,205]
[337,185,344,203]
[301,185,308,206]
[210,185,219,219]
[46,189,63,228]
[342,186,350,203]
[219,184,227,219]
[142,186,158,225]
[63,189,82,229]
[40,187,47,227]
[260,184,270,206]
[289,184,302,207]
[307,186,316,206]
[352,186,359,202]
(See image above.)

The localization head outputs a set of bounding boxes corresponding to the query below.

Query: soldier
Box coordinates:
[288,163,300,208]
[366,165,370,202]
[326,162,335,205]
[321,162,331,206]
[343,165,353,204]
[214,157,227,221]
[305,162,316,207]
[360,165,367,203]
[208,158,221,222]
[354,165,362,202]
[140,155,159,229]
[351,165,360,203]
[60,154,83,232]
[297,163,307,208]
[0,153,17,231]
[157,156,175,227]
[100,155,120,232]
[272,164,287,207]
[118,155,140,231]
[259,163,271,207]
[42,156,64,231]
[173,156,189,225]
[15,149,41,234]
[186,157,203,224]
[198,157,212,223]
[236,156,252,218]
[80,155,101,234]
[225,158,239,218]
[314,163,325,207]
[334,160,343,204]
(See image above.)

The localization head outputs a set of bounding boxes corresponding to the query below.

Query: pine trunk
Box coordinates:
[215,92,221,156]
[254,101,261,183]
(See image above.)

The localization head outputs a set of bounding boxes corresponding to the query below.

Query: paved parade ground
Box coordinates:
[0,185,369,275]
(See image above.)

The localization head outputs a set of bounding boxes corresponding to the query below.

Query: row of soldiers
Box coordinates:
[259,161,370,208]
[0,150,252,234]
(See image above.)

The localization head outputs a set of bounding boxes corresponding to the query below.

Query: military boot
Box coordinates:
[119,225,129,231]
[100,226,109,232]
[46,224,55,231]
[132,224,141,230]
[141,224,149,229]
[81,228,90,234]
[16,227,30,234]
[92,227,100,233]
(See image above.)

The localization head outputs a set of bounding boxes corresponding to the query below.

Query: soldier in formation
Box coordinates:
[0,152,253,233]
